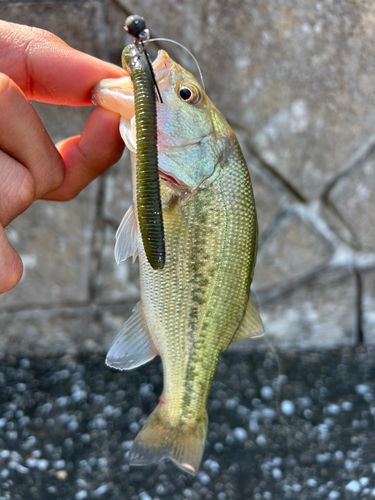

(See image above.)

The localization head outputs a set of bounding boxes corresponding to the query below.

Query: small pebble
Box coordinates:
[225,398,238,410]
[55,396,69,407]
[69,387,84,403]
[0,469,9,479]
[356,384,370,395]
[346,480,361,493]
[10,462,28,474]
[36,459,49,471]
[75,492,88,500]
[94,418,107,430]
[20,359,30,369]
[328,491,340,499]
[249,419,260,433]
[214,443,224,453]
[345,459,354,471]
[129,422,139,433]
[335,450,344,461]
[234,427,248,441]
[203,459,220,472]
[197,472,210,485]
[256,434,267,447]
[272,468,282,480]
[139,493,152,500]
[81,434,90,444]
[55,470,68,481]
[304,409,313,419]
[342,401,353,411]
[121,441,133,450]
[281,400,295,416]
[327,404,340,415]
[26,458,37,468]
[297,397,312,408]
[93,485,108,497]
[53,460,66,470]
[262,408,277,420]
[307,479,317,487]
[260,386,274,400]
[97,458,108,468]
[68,420,79,431]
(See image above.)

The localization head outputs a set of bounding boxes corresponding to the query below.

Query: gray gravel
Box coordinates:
[0,347,375,499]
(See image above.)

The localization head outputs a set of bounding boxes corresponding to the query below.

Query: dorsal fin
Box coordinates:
[231,296,264,343]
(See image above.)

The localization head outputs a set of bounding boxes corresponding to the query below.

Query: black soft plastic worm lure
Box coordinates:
[123,15,165,270]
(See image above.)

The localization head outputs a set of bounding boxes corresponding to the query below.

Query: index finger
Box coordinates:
[0,20,128,106]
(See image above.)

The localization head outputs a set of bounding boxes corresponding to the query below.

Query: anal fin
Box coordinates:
[106,302,157,370]
[231,295,264,344]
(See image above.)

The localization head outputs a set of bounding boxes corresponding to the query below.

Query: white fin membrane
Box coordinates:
[106,302,157,370]
[231,295,264,343]
[120,116,137,153]
[114,203,138,265]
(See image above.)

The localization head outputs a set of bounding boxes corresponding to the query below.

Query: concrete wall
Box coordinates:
[1,0,375,355]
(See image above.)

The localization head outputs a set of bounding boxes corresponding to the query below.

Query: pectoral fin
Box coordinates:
[106,302,157,370]
[120,117,137,153]
[231,296,264,343]
[114,203,139,264]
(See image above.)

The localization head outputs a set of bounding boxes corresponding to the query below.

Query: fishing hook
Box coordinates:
[124,15,163,104]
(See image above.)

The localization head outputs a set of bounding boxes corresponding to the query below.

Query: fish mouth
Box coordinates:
[91,76,135,120]
[152,50,174,78]
[91,50,174,120]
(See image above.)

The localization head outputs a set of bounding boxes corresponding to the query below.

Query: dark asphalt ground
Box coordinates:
[0,347,375,500]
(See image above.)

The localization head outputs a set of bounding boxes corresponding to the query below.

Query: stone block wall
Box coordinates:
[1,0,375,355]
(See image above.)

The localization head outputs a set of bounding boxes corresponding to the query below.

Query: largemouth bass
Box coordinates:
[92,49,264,474]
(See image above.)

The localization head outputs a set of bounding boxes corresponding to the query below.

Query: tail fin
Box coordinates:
[128,404,207,475]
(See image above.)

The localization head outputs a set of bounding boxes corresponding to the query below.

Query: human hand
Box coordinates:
[0,21,127,294]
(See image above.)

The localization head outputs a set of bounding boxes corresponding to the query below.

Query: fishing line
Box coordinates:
[148,38,205,91]
[140,41,163,103]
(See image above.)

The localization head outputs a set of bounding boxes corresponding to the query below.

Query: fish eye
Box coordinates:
[178,85,201,104]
